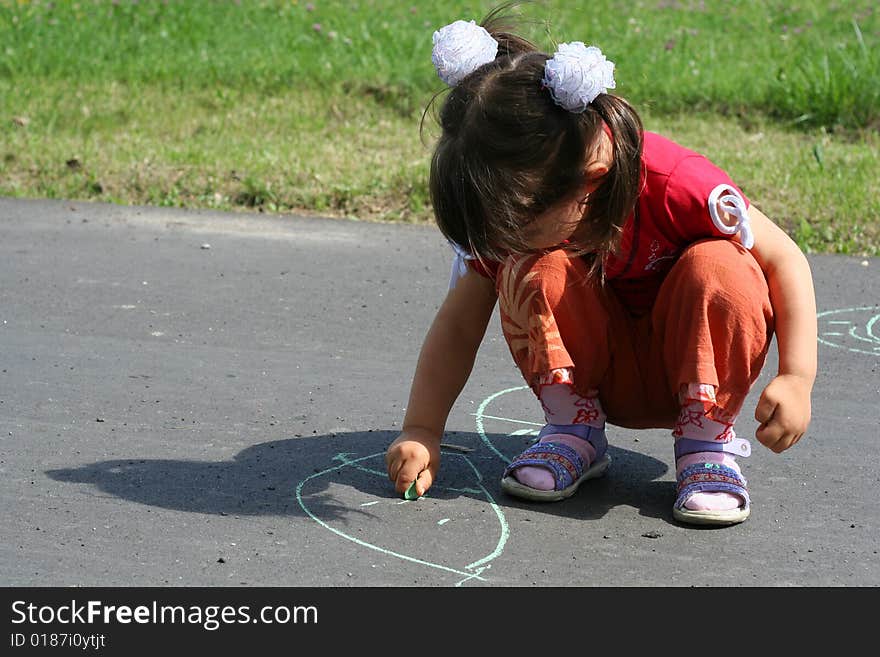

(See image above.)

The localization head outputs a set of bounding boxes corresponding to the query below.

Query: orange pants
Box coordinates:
[496,239,775,430]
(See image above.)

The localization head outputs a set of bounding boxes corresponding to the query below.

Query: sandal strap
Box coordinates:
[674,436,751,460]
[503,441,584,492]
[674,462,750,510]
[538,423,608,460]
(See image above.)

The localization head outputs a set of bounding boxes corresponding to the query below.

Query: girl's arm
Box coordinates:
[745,205,818,453]
[385,268,498,495]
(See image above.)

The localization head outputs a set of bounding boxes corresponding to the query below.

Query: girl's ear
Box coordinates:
[584,162,609,190]
[579,161,609,196]
[581,129,613,193]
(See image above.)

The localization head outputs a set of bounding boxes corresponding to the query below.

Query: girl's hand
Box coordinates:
[385,428,442,497]
[754,374,813,453]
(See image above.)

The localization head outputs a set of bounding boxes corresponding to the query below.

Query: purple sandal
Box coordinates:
[500,424,611,502]
[673,437,751,525]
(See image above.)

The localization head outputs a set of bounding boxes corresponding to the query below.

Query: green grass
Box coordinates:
[1,0,878,254]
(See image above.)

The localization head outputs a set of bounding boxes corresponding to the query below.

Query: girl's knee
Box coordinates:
[656,238,774,352]
[496,249,589,306]
[668,238,767,299]
[500,248,577,278]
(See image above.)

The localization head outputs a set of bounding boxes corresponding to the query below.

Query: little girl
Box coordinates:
[385,10,817,526]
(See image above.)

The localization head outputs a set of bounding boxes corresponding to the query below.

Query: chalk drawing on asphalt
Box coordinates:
[295,449,509,586]
[294,385,550,586]
[817,306,880,357]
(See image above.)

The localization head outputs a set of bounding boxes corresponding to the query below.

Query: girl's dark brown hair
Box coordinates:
[426,3,644,274]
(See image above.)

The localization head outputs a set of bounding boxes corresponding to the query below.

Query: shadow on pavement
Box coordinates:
[46,430,673,523]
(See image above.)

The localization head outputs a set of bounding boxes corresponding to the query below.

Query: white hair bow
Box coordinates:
[543,42,616,112]
[431,20,499,86]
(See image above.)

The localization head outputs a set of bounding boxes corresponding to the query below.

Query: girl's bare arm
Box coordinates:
[385,269,498,495]
[746,205,818,452]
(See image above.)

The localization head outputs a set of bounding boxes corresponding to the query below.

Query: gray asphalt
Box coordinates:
[1,197,878,587]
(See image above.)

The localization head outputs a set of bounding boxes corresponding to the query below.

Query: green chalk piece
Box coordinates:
[404,480,420,500]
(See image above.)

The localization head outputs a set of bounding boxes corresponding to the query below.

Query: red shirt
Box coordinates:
[469,131,750,315]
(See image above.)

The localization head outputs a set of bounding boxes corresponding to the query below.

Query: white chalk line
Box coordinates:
[474,385,532,465]
[817,306,880,356]
[296,449,510,585]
